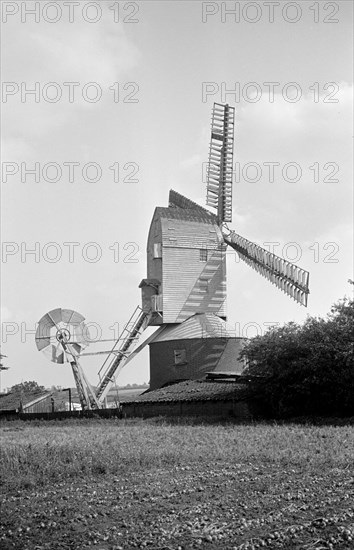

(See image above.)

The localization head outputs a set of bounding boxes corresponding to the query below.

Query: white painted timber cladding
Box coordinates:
[162,246,226,323]
[145,208,227,324]
[161,218,223,249]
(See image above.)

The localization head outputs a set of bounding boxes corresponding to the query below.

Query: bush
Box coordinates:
[241,296,354,418]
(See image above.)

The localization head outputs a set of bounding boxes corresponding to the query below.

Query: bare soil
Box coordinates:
[1,460,353,549]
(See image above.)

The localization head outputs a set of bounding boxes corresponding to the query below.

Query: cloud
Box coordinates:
[237,81,353,160]
[28,24,139,86]
[3,9,140,84]
[228,81,353,244]
[2,13,141,151]
[1,306,13,323]
[180,154,202,169]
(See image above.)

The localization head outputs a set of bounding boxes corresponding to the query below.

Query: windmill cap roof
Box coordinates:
[150,313,241,342]
[169,189,214,214]
[155,206,218,225]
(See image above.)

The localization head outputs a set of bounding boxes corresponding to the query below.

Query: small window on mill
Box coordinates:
[200,249,208,262]
[174,349,186,365]
[153,243,162,258]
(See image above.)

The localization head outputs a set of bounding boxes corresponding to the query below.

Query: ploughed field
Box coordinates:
[0,419,353,550]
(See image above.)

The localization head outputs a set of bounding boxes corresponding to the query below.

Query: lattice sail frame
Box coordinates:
[206,102,235,223]
[225,232,310,306]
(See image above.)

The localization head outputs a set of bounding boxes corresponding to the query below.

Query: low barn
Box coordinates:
[0,390,54,416]
[122,376,258,419]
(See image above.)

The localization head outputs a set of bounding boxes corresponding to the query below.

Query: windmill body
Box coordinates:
[140,192,242,389]
[140,193,227,325]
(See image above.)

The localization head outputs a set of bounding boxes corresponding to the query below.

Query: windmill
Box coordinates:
[35,103,310,408]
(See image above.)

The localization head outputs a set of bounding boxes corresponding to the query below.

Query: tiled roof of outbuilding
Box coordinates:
[125,379,251,404]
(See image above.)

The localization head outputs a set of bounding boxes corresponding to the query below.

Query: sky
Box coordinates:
[1,0,353,391]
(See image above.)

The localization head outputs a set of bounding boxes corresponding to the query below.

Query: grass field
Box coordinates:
[1,418,353,549]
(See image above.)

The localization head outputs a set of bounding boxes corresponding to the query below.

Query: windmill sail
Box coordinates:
[206,103,235,224]
[224,232,310,306]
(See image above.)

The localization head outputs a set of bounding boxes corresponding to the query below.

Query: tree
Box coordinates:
[0,353,10,371]
[241,296,354,418]
[9,381,46,394]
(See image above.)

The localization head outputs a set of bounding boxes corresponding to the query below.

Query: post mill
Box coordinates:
[35,103,310,409]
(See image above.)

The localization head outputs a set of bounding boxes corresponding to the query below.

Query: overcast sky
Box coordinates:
[1,0,353,390]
